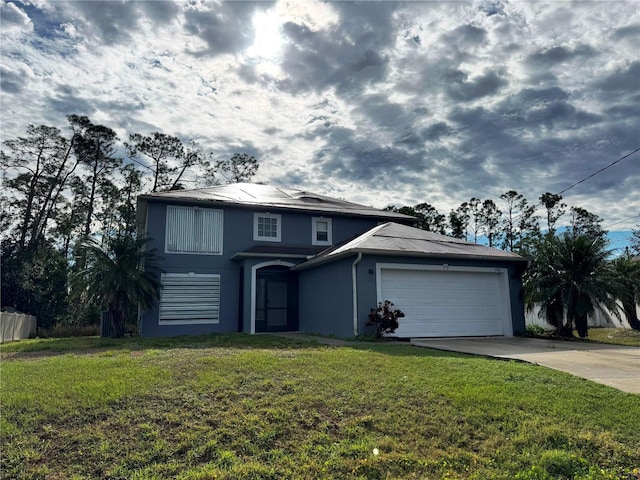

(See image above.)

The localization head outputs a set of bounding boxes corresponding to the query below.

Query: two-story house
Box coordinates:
[137,183,528,338]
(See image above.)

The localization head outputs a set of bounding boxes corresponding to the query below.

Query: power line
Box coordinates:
[555,146,640,196]
[603,213,640,229]
[510,146,640,223]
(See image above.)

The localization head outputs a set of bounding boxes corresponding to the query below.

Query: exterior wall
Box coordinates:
[355,255,527,337]
[283,252,527,339]
[140,202,240,337]
[298,257,355,337]
[140,201,386,337]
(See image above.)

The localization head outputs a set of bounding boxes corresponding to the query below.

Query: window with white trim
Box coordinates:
[312,217,332,246]
[254,213,281,242]
[159,273,220,325]
[165,206,223,254]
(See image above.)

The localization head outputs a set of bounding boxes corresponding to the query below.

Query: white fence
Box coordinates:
[525,302,639,329]
[0,312,37,343]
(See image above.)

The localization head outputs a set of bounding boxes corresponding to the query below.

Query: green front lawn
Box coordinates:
[1,335,639,479]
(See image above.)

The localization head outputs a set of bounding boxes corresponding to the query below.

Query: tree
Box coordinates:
[1,124,78,251]
[449,202,469,240]
[51,183,86,259]
[114,164,144,236]
[215,153,259,184]
[386,204,446,233]
[68,115,121,237]
[524,234,620,338]
[499,190,538,252]
[72,236,160,337]
[612,256,640,330]
[479,199,501,247]
[414,203,446,234]
[539,192,566,235]
[628,225,640,256]
[0,239,69,329]
[126,132,208,192]
[467,197,482,243]
[567,206,606,241]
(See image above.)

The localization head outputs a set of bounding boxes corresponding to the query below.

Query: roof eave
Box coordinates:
[294,248,528,271]
[231,252,311,260]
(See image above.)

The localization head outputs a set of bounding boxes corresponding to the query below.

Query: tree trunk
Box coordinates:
[623,303,640,331]
[554,325,574,338]
[109,308,125,338]
[574,315,589,338]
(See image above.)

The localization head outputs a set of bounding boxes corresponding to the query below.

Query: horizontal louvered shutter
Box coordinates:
[159,273,220,324]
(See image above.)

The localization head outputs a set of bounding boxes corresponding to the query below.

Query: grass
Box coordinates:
[2,334,639,479]
[584,328,640,347]
[525,326,640,348]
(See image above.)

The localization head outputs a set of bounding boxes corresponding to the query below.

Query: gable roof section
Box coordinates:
[295,222,526,270]
[138,183,413,221]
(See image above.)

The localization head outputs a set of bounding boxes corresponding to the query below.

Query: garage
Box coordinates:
[295,222,526,339]
[377,264,512,338]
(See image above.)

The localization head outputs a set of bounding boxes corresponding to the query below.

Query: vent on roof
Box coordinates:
[299,196,324,202]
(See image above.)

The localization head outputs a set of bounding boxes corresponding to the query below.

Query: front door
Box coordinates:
[255,266,298,332]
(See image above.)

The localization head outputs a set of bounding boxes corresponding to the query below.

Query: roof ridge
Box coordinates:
[331,222,391,255]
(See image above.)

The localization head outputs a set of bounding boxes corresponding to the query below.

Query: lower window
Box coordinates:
[159,273,220,325]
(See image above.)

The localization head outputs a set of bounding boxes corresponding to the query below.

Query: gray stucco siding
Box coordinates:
[141,202,243,336]
[139,264,241,337]
[298,257,356,337]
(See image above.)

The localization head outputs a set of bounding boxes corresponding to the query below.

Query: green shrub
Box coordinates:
[526,324,547,337]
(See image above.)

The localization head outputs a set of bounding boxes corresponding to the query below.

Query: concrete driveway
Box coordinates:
[410,337,640,394]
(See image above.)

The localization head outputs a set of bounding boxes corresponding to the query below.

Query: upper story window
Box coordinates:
[254,212,281,242]
[312,217,332,246]
[166,205,223,254]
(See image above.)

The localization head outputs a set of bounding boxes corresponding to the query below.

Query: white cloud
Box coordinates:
[0,0,638,231]
[0,1,33,34]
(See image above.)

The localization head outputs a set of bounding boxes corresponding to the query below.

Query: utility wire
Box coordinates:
[555,146,640,196]
[510,146,640,223]
[603,213,640,229]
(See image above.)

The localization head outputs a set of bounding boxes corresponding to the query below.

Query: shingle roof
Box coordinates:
[295,222,526,269]
[138,183,413,221]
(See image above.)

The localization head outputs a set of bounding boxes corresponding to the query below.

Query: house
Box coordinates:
[137,183,528,338]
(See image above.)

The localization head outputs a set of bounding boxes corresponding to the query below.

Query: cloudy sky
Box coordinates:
[1,0,639,236]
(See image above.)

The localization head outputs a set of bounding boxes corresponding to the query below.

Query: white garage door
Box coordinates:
[379,266,511,338]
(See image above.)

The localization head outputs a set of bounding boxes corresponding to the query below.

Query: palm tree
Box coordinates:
[524,234,620,337]
[612,256,640,330]
[73,235,160,337]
